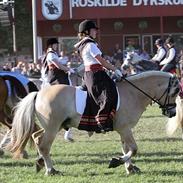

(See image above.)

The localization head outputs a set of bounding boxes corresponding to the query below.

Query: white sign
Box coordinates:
[133,0,183,6]
[72,0,127,7]
[42,0,63,20]
[71,0,183,7]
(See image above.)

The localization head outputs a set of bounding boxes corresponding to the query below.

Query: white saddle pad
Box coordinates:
[75,87,120,115]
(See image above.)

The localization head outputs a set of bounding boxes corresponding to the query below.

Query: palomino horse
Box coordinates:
[6,71,180,175]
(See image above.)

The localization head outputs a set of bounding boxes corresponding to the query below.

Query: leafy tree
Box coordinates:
[15,0,32,54]
[0,0,32,55]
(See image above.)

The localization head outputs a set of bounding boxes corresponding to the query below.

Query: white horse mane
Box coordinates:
[127,71,172,81]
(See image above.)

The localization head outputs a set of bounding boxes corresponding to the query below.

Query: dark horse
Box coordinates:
[0,74,38,158]
[0,75,27,128]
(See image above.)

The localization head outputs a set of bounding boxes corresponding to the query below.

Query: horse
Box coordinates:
[122,52,159,75]
[0,74,39,158]
[5,71,180,175]
[0,75,27,128]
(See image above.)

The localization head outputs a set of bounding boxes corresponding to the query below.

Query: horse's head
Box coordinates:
[158,74,180,118]
[130,52,143,64]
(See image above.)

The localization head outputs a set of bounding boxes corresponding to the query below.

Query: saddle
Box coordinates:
[75,87,120,133]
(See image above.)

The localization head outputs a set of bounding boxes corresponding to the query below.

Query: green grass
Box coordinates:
[0,105,183,183]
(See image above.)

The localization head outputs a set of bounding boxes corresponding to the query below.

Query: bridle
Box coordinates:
[157,76,178,116]
[121,75,179,116]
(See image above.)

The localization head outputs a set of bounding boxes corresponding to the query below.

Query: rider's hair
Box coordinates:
[78,32,88,41]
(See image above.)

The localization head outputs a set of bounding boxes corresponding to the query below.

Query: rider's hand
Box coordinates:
[114,69,122,79]
[68,68,75,74]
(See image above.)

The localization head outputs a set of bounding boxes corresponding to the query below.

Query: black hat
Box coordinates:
[165,37,174,44]
[79,20,98,33]
[155,38,163,45]
[46,38,59,47]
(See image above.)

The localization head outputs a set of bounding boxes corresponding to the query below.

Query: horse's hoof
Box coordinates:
[36,157,44,173]
[108,157,124,168]
[45,168,63,176]
[0,148,4,156]
[127,164,141,174]
[64,137,74,142]
[88,131,94,137]
[13,150,29,159]
[22,150,29,159]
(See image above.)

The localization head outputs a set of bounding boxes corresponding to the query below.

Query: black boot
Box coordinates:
[97,118,113,133]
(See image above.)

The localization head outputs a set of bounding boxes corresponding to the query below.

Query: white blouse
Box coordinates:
[81,42,102,66]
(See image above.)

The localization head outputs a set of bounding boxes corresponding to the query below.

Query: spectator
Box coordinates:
[59,50,69,66]
[113,43,123,62]
[139,48,150,60]
[126,40,135,52]
[11,61,23,74]
[3,63,11,71]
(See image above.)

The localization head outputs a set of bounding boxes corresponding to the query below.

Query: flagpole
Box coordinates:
[32,0,38,63]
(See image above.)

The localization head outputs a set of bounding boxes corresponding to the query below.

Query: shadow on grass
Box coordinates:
[54,158,111,166]
[138,137,182,142]
[141,115,164,118]
[0,161,34,167]
[143,170,183,177]
[138,151,183,157]
[53,151,121,158]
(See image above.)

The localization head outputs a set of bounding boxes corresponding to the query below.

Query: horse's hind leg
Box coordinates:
[32,128,60,175]
[0,78,12,128]
[0,111,12,129]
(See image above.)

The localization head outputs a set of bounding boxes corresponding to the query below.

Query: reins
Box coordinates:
[120,75,172,109]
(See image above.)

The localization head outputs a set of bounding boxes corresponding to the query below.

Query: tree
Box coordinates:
[0,0,32,55]
[15,0,32,54]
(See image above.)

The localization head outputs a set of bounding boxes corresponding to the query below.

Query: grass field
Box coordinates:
[0,105,183,183]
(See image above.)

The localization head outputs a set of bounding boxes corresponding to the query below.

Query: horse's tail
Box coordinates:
[5,91,38,154]
[166,96,183,136]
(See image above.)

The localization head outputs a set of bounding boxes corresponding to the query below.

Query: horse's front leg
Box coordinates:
[121,140,140,174]
[120,128,140,174]
[109,127,140,174]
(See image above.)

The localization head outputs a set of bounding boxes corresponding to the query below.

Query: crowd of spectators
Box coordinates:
[0,42,182,80]
[1,61,41,78]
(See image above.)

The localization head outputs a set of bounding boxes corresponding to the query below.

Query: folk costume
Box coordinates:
[160,37,177,72]
[41,38,74,142]
[151,39,166,68]
[75,20,122,133]
[42,38,71,85]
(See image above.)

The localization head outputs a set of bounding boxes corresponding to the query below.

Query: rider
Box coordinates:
[151,38,166,68]
[41,38,75,142]
[160,36,177,72]
[74,19,122,132]
[41,38,74,86]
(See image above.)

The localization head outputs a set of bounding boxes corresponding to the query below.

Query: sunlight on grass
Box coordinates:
[0,104,183,183]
